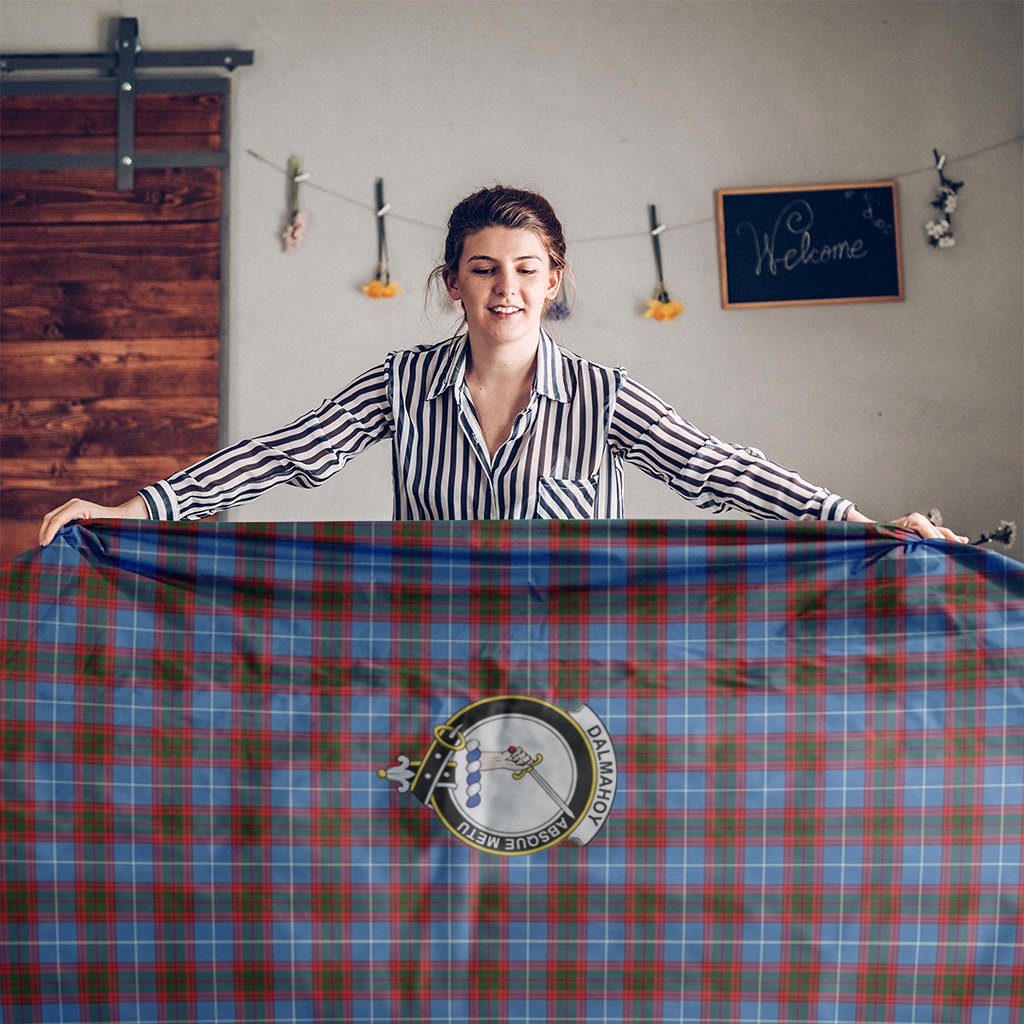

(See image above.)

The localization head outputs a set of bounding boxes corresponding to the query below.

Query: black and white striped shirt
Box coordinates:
[140,331,853,522]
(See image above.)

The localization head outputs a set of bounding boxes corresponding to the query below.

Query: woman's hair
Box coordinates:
[428,185,573,319]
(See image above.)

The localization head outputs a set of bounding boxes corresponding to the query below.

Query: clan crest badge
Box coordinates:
[378,696,618,855]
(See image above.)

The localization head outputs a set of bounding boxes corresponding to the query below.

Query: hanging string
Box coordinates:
[246,149,440,231]
[246,133,1023,246]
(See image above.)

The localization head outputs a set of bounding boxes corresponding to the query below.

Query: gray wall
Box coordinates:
[4,0,1022,552]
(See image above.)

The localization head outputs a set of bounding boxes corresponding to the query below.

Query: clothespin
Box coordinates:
[288,156,310,217]
[932,149,964,193]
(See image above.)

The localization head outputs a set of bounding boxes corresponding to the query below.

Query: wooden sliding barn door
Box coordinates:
[0,23,249,561]
[0,94,223,560]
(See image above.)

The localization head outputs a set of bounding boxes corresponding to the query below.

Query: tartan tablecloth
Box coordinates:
[1,520,1022,1024]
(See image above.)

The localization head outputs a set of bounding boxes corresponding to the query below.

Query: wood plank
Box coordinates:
[1,455,209,526]
[1,168,222,224]
[1,93,223,559]
[1,279,219,340]
[2,519,46,562]
[0,93,223,138]
[1,222,220,283]
[1,339,219,398]
[1,397,219,459]
[1,134,222,155]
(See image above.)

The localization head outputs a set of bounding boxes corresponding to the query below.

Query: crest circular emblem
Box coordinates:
[378,695,618,855]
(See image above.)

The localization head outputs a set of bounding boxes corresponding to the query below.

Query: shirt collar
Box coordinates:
[425,334,469,400]
[535,328,571,403]
[426,329,570,403]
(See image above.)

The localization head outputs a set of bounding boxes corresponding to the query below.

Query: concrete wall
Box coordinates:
[3,0,1021,552]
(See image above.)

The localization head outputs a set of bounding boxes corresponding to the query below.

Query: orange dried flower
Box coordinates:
[361,279,402,299]
[644,299,685,322]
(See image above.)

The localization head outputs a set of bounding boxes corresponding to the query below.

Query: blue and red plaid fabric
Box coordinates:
[1,520,1022,1024]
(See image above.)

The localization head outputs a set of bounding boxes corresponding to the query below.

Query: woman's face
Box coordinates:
[445,227,561,349]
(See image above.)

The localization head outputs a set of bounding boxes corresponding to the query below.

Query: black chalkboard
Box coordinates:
[716,181,904,309]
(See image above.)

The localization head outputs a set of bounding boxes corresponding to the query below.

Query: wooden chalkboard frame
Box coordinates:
[716,181,904,310]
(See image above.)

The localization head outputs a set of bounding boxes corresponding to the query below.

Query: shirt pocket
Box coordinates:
[534,475,599,519]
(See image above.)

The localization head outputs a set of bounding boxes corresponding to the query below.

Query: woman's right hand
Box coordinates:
[39,494,149,548]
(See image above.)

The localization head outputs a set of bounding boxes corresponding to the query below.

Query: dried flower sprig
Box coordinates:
[282,156,310,252]
[546,276,572,321]
[644,204,685,323]
[283,210,308,251]
[973,521,1017,547]
[932,509,1016,548]
[362,177,400,299]
[644,298,685,322]
[362,279,402,299]
[925,150,963,249]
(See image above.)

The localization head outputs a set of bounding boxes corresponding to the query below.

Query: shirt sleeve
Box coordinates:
[139,361,394,520]
[607,374,854,521]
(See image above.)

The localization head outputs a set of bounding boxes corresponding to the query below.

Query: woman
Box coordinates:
[39,186,966,545]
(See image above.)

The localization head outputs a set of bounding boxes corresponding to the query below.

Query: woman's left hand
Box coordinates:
[847,508,969,543]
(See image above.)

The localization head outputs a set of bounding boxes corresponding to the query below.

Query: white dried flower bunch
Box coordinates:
[926,151,963,250]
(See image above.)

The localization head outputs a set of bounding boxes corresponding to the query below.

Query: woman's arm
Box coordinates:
[142,362,393,520]
[609,375,853,520]
[39,494,149,547]
[609,376,967,541]
[38,361,393,545]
